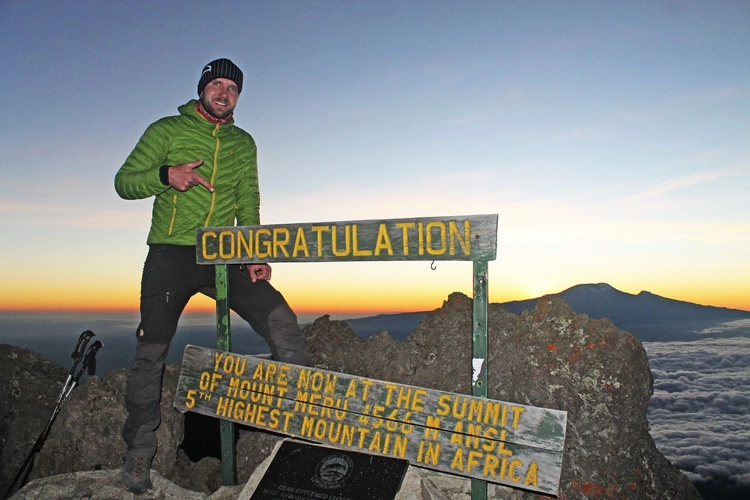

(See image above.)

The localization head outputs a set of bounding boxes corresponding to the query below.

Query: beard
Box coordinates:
[200,94,235,119]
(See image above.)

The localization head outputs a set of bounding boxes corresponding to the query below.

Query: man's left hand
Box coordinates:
[247,264,272,282]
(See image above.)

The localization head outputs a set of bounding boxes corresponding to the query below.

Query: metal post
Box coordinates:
[471,260,488,500]
[215,264,237,485]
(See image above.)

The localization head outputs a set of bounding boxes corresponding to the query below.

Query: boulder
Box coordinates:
[0,345,67,498]
[27,365,184,483]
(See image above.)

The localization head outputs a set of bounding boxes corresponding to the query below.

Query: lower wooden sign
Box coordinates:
[251,440,409,500]
[174,345,567,496]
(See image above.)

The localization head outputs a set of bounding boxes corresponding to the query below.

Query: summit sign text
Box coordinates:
[196,214,498,264]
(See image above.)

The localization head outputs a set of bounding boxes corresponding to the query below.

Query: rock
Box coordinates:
[173,451,223,494]
[235,428,284,484]
[1,293,701,499]
[28,365,185,483]
[9,469,206,499]
[0,345,68,498]
[305,293,700,499]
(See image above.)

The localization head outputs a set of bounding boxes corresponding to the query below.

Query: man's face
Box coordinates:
[200,78,239,119]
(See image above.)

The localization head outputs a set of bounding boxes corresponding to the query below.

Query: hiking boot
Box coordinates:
[121,451,152,493]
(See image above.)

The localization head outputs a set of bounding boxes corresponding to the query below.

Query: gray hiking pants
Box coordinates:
[122,244,309,456]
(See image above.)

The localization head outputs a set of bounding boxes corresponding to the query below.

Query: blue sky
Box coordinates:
[1,0,748,313]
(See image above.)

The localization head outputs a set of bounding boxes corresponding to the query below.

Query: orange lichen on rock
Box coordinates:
[569,341,608,363]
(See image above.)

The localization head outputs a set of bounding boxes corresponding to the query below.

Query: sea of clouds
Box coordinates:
[644,331,750,492]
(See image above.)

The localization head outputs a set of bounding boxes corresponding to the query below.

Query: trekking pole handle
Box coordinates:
[65,341,104,398]
[80,341,103,379]
[71,330,95,363]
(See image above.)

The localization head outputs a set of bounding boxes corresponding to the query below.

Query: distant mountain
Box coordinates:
[338,312,427,341]
[342,283,750,342]
[501,283,750,341]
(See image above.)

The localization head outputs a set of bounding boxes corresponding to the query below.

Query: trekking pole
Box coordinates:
[57,330,95,403]
[3,331,100,499]
[65,340,103,398]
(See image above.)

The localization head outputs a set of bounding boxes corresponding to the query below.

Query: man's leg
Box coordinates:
[202,265,309,365]
[121,245,205,492]
[121,341,168,493]
[267,302,310,366]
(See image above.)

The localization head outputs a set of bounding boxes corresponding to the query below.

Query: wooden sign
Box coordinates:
[196,214,498,264]
[174,345,566,496]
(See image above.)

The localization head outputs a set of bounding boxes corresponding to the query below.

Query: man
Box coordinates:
[115,58,309,493]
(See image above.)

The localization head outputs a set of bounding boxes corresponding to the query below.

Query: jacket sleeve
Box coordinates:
[114,120,172,200]
[234,136,261,226]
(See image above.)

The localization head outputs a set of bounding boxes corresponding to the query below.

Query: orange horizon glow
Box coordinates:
[2,287,749,314]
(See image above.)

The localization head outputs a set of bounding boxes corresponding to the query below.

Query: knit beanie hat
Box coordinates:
[197,58,243,95]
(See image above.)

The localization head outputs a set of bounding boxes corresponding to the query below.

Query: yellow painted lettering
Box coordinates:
[273,228,290,258]
[213,352,225,372]
[199,371,211,391]
[395,222,415,255]
[277,365,290,386]
[484,453,500,477]
[292,228,310,257]
[368,431,382,453]
[468,398,484,422]
[467,450,482,473]
[253,362,264,381]
[436,394,451,416]
[301,416,315,436]
[424,415,440,440]
[482,426,498,452]
[210,372,222,392]
[450,421,464,445]
[255,228,272,258]
[331,225,351,257]
[297,369,311,388]
[450,448,465,471]
[374,223,394,256]
[237,230,253,259]
[511,405,525,429]
[524,462,538,487]
[412,389,426,411]
[449,220,471,256]
[418,222,424,255]
[269,408,280,429]
[311,226,330,257]
[453,396,468,419]
[360,379,374,400]
[345,379,357,398]
[484,401,501,426]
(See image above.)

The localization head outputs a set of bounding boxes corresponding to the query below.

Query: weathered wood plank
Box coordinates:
[174,345,566,495]
[195,214,498,264]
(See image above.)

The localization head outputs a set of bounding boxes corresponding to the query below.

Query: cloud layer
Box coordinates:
[645,336,750,488]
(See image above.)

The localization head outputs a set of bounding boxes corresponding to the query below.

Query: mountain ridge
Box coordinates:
[342,283,750,342]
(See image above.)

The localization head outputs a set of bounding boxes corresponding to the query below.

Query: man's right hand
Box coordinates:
[166,160,214,193]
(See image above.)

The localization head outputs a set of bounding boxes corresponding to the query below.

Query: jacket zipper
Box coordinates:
[204,124,220,226]
[168,193,178,235]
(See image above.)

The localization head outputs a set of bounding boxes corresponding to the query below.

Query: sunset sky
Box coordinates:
[1,0,748,316]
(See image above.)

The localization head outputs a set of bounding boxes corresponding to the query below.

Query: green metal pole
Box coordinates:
[471,260,488,500]
[215,264,237,486]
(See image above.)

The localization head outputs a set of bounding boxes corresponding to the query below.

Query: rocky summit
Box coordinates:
[1,294,700,499]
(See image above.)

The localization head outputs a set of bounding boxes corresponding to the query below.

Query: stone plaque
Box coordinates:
[251,441,410,500]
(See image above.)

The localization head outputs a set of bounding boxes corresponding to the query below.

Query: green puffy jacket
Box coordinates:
[115,100,259,246]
